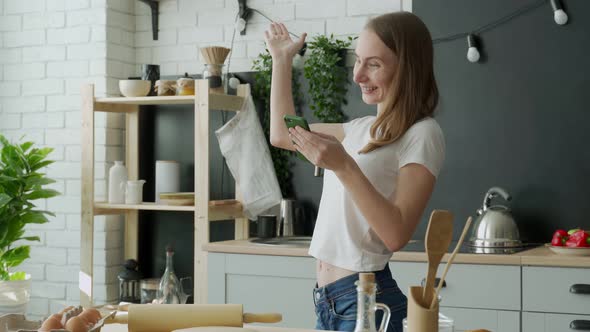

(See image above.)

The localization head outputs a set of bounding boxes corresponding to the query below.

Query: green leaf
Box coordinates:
[19,142,34,154]
[21,212,49,224]
[0,193,11,209]
[25,189,60,200]
[29,160,54,172]
[9,271,27,281]
[19,236,40,242]
[1,246,30,268]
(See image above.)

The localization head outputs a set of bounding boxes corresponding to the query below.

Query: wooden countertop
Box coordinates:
[203,239,590,268]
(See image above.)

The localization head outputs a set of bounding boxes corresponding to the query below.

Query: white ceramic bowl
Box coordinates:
[119,80,151,97]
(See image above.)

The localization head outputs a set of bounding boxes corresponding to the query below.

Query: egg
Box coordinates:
[48,313,63,322]
[39,316,63,331]
[59,305,74,314]
[65,316,88,332]
[78,308,101,325]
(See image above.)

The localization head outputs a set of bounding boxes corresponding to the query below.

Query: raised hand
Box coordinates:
[264,22,307,60]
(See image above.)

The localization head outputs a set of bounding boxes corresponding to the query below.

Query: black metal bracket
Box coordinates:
[138,0,159,40]
[238,0,252,36]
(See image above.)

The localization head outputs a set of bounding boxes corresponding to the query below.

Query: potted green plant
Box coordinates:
[303,34,355,123]
[0,134,59,313]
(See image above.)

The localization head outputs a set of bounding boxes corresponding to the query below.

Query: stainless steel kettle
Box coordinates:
[467,186,522,248]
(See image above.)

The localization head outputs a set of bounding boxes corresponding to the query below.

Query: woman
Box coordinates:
[264,12,445,332]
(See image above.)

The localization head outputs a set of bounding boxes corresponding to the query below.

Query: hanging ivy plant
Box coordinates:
[252,50,303,198]
[303,34,355,123]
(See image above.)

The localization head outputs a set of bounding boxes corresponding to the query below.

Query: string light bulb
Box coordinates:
[550,0,568,25]
[235,18,247,32]
[466,34,480,63]
[228,76,241,89]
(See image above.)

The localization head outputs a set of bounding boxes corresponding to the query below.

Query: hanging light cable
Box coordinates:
[550,0,568,25]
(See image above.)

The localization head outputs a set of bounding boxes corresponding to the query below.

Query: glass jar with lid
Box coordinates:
[202,64,225,94]
[176,78,195,95]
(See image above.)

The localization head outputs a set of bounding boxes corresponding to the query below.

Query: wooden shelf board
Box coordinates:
[93,200,244,220]
[96,95,195,105]
[94,94,245,112]
[94,202,194,212]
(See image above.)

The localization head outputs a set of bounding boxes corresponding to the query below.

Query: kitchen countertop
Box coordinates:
[202,239,590,268]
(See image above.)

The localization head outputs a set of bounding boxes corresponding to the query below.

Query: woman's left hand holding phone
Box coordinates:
[289,126,352,173]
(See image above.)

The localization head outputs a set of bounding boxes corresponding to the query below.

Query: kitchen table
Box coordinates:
[102,324,321,332]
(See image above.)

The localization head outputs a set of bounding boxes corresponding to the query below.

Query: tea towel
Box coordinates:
[215,95,282,219]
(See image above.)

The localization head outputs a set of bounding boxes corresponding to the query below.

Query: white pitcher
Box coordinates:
[121,180,146,205]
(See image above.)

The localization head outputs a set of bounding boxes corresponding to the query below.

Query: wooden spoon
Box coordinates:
[422,210,454,306]
[429,216,472,309]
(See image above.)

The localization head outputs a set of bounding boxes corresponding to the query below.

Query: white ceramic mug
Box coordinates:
[121,180,146,204]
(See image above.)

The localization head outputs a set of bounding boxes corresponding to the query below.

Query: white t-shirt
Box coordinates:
[308,115,445,272]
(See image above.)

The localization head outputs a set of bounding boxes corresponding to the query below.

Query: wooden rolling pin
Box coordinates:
[105,304,282,332]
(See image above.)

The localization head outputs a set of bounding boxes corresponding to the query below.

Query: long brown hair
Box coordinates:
[359,12,438,154]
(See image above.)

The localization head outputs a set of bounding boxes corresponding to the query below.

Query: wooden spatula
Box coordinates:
[422,210,454,306]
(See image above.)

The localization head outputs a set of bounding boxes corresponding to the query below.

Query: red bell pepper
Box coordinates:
[551,236,564,246]
[551,229,568,246]
[565,230,589,247]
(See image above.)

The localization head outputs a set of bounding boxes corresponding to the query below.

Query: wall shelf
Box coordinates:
[80,80,250,307]
[93,94,245,110]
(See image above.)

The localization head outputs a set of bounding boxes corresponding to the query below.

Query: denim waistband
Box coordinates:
[313,264,392,306]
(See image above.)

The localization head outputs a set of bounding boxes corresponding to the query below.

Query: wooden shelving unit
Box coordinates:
[80,80,250,307]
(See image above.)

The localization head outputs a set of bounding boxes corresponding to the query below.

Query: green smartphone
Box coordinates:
[284,114,311,162]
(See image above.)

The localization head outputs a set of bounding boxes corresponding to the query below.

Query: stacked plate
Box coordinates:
[159,192,195,206]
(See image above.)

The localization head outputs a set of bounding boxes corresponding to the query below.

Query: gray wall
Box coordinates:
[261,0,590,242]
[413,0,590,242]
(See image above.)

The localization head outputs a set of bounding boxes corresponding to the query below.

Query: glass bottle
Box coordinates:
[354,273,391,332]
[157,246,181,304]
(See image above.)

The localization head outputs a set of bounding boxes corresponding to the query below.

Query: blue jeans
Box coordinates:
[313,264,407,332]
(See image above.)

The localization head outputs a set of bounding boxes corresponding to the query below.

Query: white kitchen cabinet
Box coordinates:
[522,266,590,331]
[80,81,249,306]
[523,312,590,332]
[208,253,317,329]
[442,308,520,332]
[523,266,590,315]
[389,261,521,331]
[390,261,521,310]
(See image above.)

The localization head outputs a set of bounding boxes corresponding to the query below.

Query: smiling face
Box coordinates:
[353,28,397,106]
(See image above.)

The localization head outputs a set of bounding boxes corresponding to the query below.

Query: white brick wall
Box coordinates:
[1,0,411,320]
[135,0,411,74]
[0,0,132,320]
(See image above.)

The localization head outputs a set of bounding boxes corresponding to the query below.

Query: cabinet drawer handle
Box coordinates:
[570,284,590,294]
[570,320,590,330]
[421,278,446,288]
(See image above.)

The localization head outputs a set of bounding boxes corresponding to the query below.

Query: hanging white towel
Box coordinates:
[215,95,283,220]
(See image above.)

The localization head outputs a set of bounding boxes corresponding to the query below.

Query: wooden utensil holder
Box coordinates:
[407,286,438,332]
